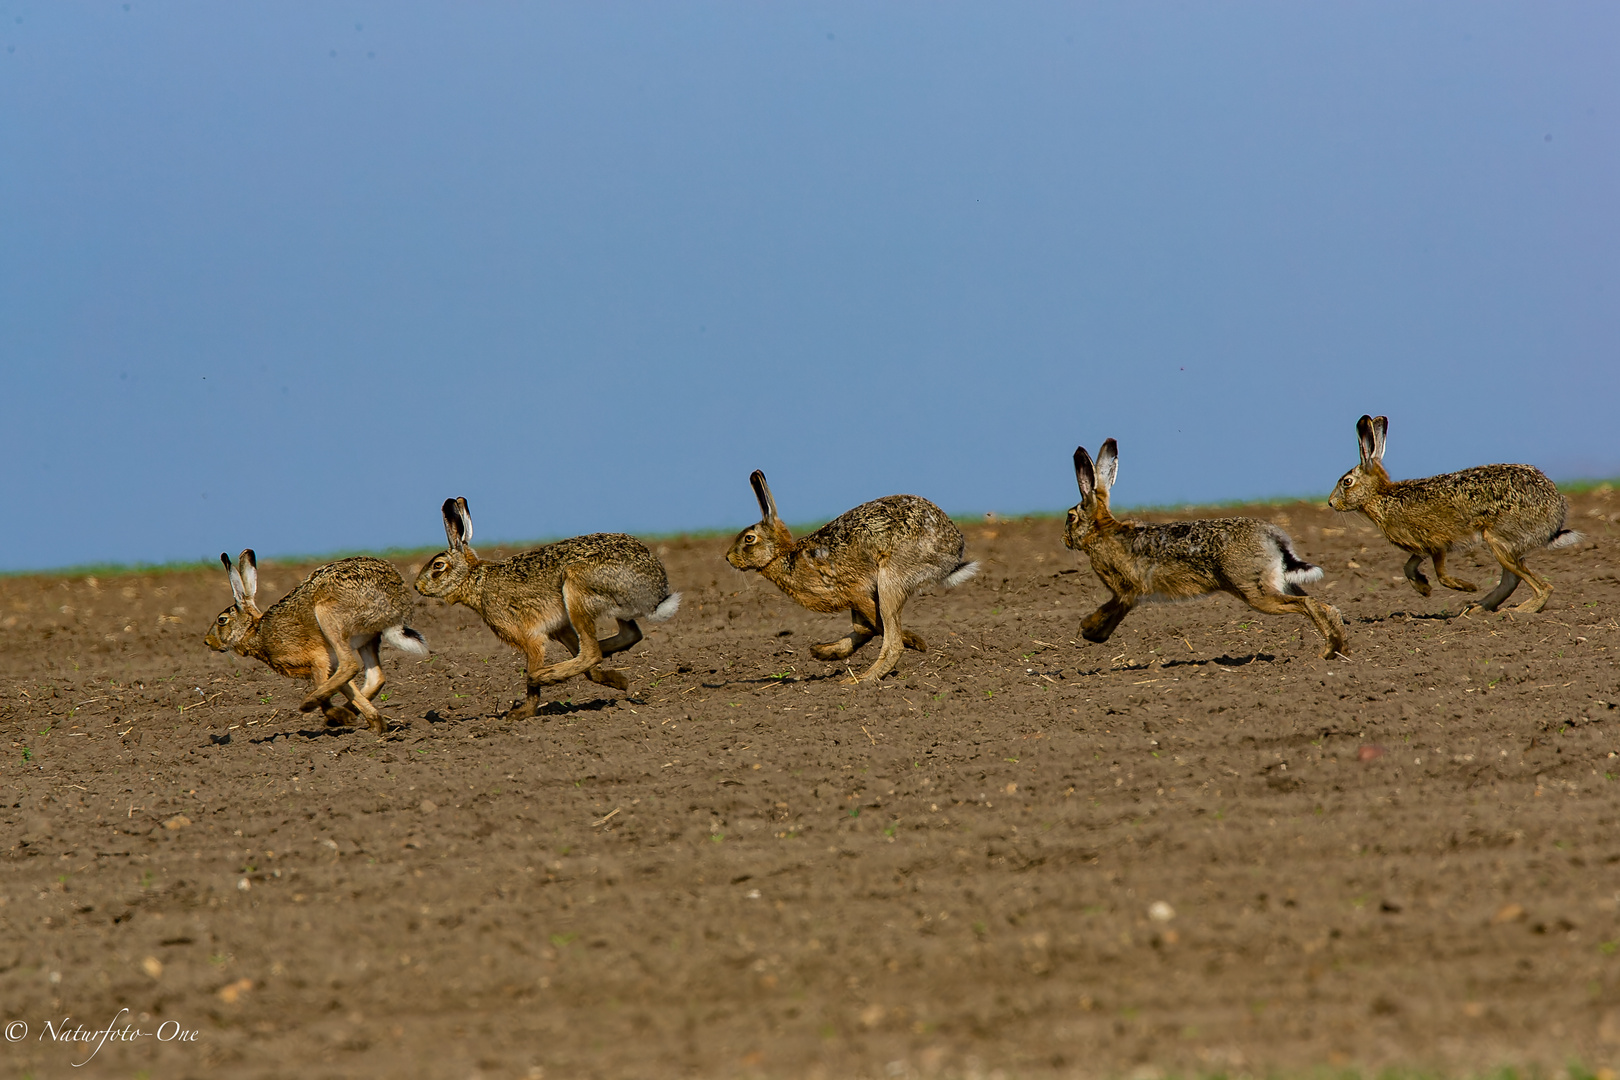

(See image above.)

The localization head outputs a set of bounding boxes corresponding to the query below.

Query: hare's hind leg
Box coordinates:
[1402,553,1433,597]
[522,575,615,692]
[342,636,390,734]
[848,570,910,684]
[1428,549,1478,594]
[303,651,359,726]
[548,620,635,691]
[1469,568,1522,613]
[856,601,929,652]
[598,619,643,656]
[584,619,640,690]
[301,604,366,716]
[1477,529,1549,613]
[1235,585,1348,659]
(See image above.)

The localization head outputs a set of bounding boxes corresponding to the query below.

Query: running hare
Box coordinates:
[1329,414,1580,613]
[725,470,978,684]
[414,498,680,720]
[205,551,428,733]
[1064,440,1348,659]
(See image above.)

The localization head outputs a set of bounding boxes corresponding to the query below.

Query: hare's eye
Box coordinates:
[745,533,757,544]
[217,614,228,625]
[1343,476,1355,487]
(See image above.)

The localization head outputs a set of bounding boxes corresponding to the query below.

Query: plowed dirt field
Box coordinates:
[3,491,1618,1079]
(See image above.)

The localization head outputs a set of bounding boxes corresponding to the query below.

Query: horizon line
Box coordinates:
[4,477,1613,580]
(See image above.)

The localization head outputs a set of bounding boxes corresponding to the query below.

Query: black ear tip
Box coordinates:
[243,549,256,566]
[220,553,232,569]
[1073,445,1090,466]
[441,497,458,516]
[457,496,470,514]
[1102,437,1118,453]
[750,469,766,484]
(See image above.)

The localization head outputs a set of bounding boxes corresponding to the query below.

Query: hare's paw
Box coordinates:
[1409,578,1433,597]
[504,698,539,721]
[1513,594,1550,614]
[811,640,854,661]
[586,666,630,691]
[1079,619,1114,644]
[298,695,324,714]
[1437,575,1478,593]
[322,704,359,727]
[901,630,928,652]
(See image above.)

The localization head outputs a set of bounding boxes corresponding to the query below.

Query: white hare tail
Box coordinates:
[944,561,979,588]
[648,593,682,622]
[1548,528,1582,550]
[382,625,430,656]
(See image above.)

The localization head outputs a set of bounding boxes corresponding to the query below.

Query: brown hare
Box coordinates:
[414,498,679,720]
[1328,414,1580,613]
[1065,440,1348,659]
[205,550,428,733]
[725,470,978,684]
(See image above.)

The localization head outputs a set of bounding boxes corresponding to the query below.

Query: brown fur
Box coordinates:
[1328,415,1579,613]
[204,552,427,734]
[414,498,679,719]
[725,470,977,683]
[1064,440,1348,659]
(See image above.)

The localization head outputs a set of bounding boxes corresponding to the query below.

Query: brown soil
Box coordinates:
[2,491,1618,1079]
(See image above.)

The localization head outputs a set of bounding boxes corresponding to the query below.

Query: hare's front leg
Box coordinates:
[1401,553,1433,597]
[811,609,878,661]
[847,570,909,684]
[1079,597,1132,643]
[503,629,552,721]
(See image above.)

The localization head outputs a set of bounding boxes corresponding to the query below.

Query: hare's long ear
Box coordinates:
[222,552,245,606]
[1095,438,1119,494]
[453,497,473,545]
[441,497,471,552]
[1370,415,1388,463]
[236,549,258,605]
[1356,415,1379,466]
[1073,446,1096,501]
[749,470,779,523]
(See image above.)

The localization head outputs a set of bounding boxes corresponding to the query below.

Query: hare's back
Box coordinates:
[806,495,962,559]
[1126,518,1282,575]
[1388,464,1564,533]
[264,556,411,634]
[1430,464,1560,512]
[509,534,669,605]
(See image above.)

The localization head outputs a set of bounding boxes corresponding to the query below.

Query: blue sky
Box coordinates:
[3,3,1616,571]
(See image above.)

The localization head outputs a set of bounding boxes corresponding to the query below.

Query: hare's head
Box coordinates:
[205,549,262,652]
[1063,440,1118,550]
[726,470,794,571]
[1328,415,1390,512]
[415,497,479,599]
